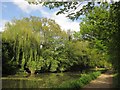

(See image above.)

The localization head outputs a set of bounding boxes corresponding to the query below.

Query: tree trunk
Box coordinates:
[31,70,35,75]
[26,69,35,78]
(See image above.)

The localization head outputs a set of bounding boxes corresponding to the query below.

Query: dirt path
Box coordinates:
[83,70,113,88]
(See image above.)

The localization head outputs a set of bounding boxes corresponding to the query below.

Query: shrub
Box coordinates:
[59,71,101,88]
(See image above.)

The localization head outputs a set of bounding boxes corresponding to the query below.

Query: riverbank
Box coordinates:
[2,68,108,88]
[59,71,101,88]
[83,70,113,88]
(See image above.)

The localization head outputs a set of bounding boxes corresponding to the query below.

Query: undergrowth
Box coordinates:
[58,71,101,88]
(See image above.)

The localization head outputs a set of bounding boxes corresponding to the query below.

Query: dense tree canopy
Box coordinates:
[79,1,120,87]
[79,1,120,71]
[2,17,67,74]
[2,16,109,76]
[25,0,120,87]
[2,0,120,88]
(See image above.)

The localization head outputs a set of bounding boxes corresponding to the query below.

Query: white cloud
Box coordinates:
[1,0,120,32]
[40,8,51,17]
[9,0,80,31]
[0,19,9,32]
[40,10,80,32]
[51,13,80,32]
[2,0,80,32]
[10,0,43,13]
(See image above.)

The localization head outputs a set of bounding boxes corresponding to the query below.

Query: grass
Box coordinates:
[58,71,101,88]
[2,77,42,81]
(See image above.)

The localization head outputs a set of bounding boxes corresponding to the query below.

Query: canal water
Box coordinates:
[2,72,82,88]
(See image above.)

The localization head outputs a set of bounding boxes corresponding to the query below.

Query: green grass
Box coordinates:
[58,71,101,88]
[2,77,42,81]
[89,68,108,73]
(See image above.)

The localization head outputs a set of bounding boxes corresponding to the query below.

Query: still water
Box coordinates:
[2,72,82,88]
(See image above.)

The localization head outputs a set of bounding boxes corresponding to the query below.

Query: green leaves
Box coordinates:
[40,1,97,20]
[59,71,101,88]
[2,16,69,74]
[2,6,114,75]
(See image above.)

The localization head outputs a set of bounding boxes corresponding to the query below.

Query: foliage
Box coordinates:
[79,2,120,87]
[26,1,113,21]
[79,3,116,67]
[109,2,120,87]
[2,16,108,75]
[26,0,120,87]
[113,73,120,88]
[2,16,67,74]
[59,71,101,88]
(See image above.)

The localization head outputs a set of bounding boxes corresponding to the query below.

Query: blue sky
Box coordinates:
[1,0,120,32]
[1,0,82,32]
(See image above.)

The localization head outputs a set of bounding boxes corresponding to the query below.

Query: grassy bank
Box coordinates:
[58,71,101,88]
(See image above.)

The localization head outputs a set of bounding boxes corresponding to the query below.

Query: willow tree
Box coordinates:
[2,18,40,75]
[2,16,67,75]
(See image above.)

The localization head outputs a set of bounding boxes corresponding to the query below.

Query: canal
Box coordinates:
[2,72,82,88]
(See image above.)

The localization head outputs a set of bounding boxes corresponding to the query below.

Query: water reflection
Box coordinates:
[2,72,81,88]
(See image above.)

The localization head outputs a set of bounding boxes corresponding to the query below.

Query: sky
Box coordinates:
[1,0,119,32]
[0,0,82,32]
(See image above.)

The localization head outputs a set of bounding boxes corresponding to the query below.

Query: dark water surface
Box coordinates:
[2,72,82,88]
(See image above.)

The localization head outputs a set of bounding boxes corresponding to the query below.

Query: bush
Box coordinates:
[59,71,101,88]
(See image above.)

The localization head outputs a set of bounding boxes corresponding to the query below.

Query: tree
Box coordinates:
[109,2,120,87]
[79,2,120,87]
[26,1,120,86]
[26,1,96,20]
[26,0,118,20]
[2,16,67,75]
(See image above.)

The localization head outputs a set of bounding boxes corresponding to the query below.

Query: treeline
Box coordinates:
[2,16,110,75]
[79,2,120,87]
